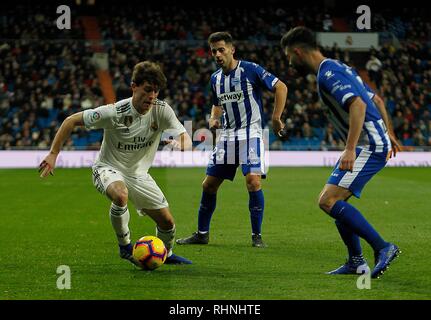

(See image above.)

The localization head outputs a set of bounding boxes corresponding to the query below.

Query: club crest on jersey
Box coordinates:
[231,77,240,86]
[151,122,158,131]
[325,71,334,79]
[123,116,133,127]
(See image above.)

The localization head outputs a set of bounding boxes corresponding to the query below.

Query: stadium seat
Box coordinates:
[402,138,414,146]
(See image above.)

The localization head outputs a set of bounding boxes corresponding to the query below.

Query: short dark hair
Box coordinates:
[280,26,317,51]
[208,31,234,45]
[131,61,167,89]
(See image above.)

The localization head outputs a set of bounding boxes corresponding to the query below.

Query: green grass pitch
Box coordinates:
[0,167,430,300]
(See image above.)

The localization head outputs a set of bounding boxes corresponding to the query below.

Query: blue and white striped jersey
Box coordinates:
[317,59,391,154]
[210,60,279,141]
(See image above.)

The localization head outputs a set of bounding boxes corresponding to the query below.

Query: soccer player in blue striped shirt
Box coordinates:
[280,27,402,278]
[177,32,288,247]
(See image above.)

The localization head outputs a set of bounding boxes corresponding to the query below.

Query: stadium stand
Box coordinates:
[1,3,430,150]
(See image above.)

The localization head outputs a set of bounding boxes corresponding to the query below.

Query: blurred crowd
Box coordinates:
[374,41,431,147]
[1,4,430,151]
[97,5,330,42]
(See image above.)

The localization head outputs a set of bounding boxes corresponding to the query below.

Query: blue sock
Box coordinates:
[249,190,264,235]
[334,220,363,260]
[330,201,388,252]
[197,192,216,232]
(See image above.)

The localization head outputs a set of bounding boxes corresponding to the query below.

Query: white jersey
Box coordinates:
[83,97,186,176]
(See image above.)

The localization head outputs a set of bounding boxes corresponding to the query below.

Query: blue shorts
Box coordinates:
[327,147,388,198]
[206,137,267,181]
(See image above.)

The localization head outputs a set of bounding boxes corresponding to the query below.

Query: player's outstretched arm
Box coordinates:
[272,80,288,137]
[339,97,366,172]
[373,94,402,158]
[39,112,85,178]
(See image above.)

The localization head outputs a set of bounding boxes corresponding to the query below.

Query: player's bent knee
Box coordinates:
[112,189,128,207]
[245,174,261,192]
[107,182,128,206]
[202,181,218,194]
[318,194,336,214]
[246,180,261,192]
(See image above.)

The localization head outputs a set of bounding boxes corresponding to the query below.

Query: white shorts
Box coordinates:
[92,165,169,214]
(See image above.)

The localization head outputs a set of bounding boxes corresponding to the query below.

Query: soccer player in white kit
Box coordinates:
[39,61,193,265]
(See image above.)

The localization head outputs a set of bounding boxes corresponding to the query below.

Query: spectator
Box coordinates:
[366,55,383,88]
[1,5,430,150]
[322,14,333,32]
[302,122,315,139]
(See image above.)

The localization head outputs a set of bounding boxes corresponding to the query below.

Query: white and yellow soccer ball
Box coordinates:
[133,236,167,270]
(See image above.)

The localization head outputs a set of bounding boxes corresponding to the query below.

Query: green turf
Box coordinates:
[0,167,430,300]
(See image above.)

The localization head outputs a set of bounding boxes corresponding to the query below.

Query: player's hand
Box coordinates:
[272,118,285,137]
[161,139,181,150]
[38,152,58,178]
[339,148,356,172]
[388,132,402,158]
[209,117,221,130]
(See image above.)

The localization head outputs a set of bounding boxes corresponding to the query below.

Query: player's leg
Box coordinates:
[176,175,224,245]
[198,175,224,233]
[106,181,131,246]
[241,137,266,247]
[245,173,265,248]
[142,207,192,264]
[321,148,400,277]
[319,184,368,274]
[92,166,135,265]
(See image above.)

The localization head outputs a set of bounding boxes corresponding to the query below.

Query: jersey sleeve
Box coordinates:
[253,63,279,91]
[159,103,187,137]
[82,104,116,129]
[319,69,363,111]
[363,81,375,100]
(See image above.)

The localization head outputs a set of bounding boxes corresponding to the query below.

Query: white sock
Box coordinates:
[157,224,175,257]
[110,203,131,246]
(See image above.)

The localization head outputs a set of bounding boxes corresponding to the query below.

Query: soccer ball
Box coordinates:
[133,236,167,270]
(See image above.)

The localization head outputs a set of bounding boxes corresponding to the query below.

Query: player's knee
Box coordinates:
[318,194,336,213]
[246,179,261,192]
[112,189,128,207]
[202,180,218,194]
